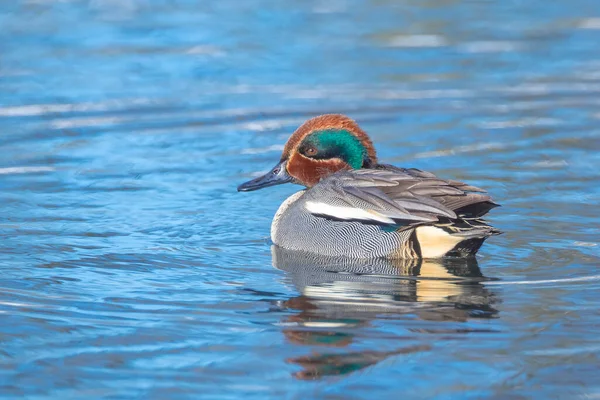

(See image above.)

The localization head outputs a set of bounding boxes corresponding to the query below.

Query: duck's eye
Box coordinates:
[272,167,280,175]
[305,146,317,156]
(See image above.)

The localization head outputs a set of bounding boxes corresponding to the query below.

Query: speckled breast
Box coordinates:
[270,191,417,258]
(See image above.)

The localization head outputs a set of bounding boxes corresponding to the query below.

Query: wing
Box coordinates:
[375,165,498,218]
[304,169,498,227]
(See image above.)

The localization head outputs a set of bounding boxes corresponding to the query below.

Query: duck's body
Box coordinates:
[271,167,498,258]
[238,114,499,259]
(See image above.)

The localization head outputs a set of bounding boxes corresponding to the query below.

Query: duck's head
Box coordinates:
[238,114,377,192]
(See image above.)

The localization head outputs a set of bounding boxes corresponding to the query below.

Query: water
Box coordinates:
[1,0,600,398]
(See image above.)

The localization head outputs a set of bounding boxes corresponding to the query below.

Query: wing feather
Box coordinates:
[304,169,497,226]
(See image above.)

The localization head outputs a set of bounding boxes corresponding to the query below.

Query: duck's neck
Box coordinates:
[362,157,377,169]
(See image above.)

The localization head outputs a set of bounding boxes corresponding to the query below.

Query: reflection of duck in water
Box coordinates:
[271,246,499,380]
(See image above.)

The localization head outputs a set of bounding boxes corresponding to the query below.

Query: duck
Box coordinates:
[238,114,500,259]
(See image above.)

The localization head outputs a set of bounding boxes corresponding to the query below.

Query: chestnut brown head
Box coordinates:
[238,114,377,191]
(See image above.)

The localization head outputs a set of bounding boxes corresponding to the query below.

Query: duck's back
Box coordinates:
[271,169,499,259]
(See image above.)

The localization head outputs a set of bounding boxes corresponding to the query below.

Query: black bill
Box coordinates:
[237,160,293,192]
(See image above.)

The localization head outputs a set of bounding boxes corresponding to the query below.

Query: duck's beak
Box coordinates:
[237,160,293,192]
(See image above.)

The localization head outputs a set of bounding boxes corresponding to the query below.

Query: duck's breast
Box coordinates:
[271,191,306,241]
[271,192,414,258]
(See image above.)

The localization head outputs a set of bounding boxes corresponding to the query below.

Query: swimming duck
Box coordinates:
[238,114,499,259]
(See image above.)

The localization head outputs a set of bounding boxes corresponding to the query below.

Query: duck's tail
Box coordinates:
[414,218,501,258]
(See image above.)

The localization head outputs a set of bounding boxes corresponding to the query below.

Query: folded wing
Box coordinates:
[304,169,498,227]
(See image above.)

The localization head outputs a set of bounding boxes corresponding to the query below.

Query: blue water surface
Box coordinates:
[1,0,600,398]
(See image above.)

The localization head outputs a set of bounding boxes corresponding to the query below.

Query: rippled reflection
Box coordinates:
[271,247,499,379]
